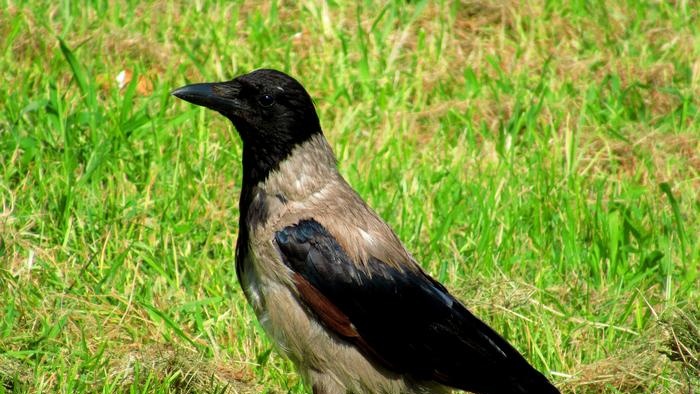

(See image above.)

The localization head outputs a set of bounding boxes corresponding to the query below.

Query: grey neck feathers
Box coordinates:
[257,133,339,201]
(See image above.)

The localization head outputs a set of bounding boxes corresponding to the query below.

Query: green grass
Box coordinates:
[1,0,698,393]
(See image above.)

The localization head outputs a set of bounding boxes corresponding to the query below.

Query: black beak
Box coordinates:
[171,82,242,114]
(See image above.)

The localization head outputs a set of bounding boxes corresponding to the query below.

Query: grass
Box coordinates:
[0,0,698,392]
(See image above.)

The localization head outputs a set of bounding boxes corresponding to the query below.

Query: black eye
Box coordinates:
[258,94,275,107]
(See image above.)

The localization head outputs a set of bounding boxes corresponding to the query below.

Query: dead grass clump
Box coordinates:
[661,307,700,384]
[110,344,258,393]
[450,272,540,319]
[448,0,514,47]
[568,345,668,393]
[0,355,32,392]
[1,6,53,68]
[566,305,699,393]
[578,131,700,188]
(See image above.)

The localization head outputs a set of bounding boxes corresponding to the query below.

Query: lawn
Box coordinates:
[1,1,698,393]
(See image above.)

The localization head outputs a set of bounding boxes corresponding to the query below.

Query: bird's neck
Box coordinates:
[240,133,338,204]
[238,132,338,229]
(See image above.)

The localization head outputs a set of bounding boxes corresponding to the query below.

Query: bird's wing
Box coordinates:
[274,218,559,394]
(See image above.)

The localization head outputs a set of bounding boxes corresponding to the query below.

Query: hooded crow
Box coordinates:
[172,69,560,394]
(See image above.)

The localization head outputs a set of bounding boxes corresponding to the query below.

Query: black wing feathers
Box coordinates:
[275,219,559,394]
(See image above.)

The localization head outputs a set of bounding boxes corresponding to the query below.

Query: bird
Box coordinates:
[172,69,560,394]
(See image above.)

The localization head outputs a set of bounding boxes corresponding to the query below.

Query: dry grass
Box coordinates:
[565,305,699,393]
[108,344,258,394]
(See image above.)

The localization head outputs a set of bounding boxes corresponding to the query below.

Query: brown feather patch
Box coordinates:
[292,273,359,338]
[291,273,396,371]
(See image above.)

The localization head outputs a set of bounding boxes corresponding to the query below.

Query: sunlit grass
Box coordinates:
[1,1,698,393]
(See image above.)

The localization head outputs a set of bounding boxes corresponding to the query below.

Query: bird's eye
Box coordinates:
[258,94,275,107]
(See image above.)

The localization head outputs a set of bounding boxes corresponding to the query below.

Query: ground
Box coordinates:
[0,1,698,393]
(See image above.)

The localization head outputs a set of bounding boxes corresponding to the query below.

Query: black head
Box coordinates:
[172,69,323,184]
